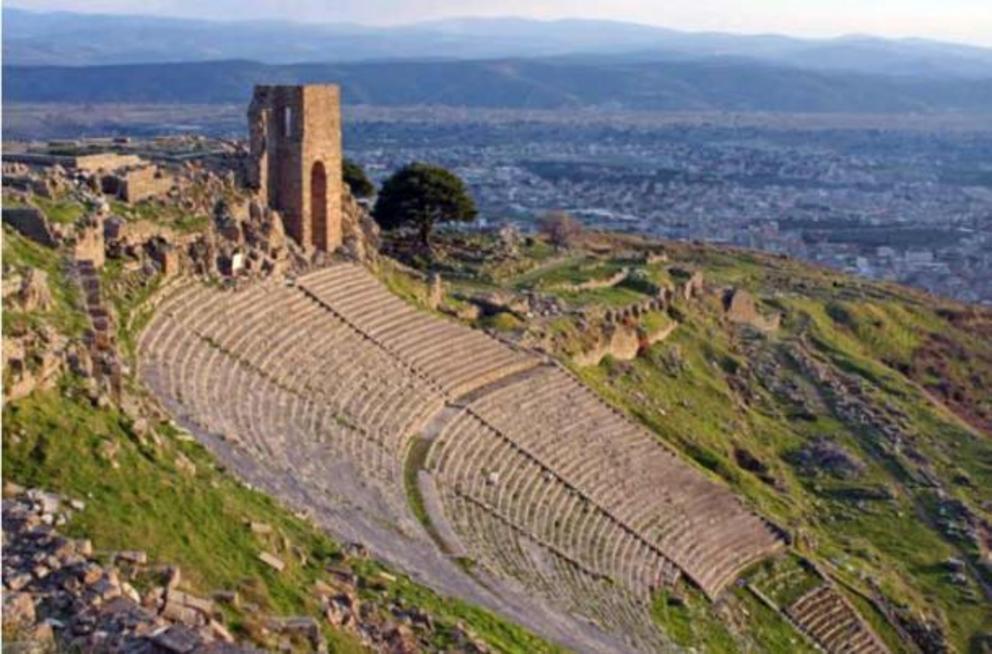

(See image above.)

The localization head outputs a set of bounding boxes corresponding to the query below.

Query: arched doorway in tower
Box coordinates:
[310,161,328,250]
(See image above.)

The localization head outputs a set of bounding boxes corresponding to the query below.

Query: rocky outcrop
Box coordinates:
[1,485,262,654]
[669,266,705,301]
[2,482,493,654]
[1,325,66,403]
[340,187,380,265]
[5,268,54,313]
[2,161,71,198]
[789,438,867,479]
[572,317,679,367]
[724,288,781,331]
[2,206,59,247]
[572,322,641,366]
[105,217,179,251]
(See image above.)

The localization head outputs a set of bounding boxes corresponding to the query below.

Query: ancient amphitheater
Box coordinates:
[138,261,793,652]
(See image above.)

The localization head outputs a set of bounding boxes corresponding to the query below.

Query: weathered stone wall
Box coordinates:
[74,216,106,269]
[118,166,173,203]
[2,207,57,247]
[547,267,629,292]
[247,84,343,252]
[104,217,178,246]
[3,152,142,172]
[302,85,343,252]
[572,323,642,367]
[571,317,677,367]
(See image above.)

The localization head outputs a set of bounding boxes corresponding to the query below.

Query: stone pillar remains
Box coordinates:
[428,273,444,310]
[246,84,343,253]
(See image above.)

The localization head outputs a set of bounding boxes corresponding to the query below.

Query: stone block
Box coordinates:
[257,551,285,572]
[2,207,57,247]
[151,625,202,653]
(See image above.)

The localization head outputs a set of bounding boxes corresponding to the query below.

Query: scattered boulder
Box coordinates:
[248,522,272,536]
[257,552,285,572]
[1,488,260,653]
[15,268,53,312]
[789,438,867,479]
[174,453,197,476]
[723,288,781,331]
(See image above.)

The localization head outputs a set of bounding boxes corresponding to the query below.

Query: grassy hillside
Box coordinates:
[4,190,990,652]
[405,230,992,653]
[1,221,565,654]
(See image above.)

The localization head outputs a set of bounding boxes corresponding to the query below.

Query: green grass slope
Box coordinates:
[407,230,992,653]
[1,220,565,654]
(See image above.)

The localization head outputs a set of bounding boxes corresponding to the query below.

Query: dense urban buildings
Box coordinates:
[5,104,990,304]
[344,108,992,305]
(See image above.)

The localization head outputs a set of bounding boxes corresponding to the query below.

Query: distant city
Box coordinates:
[345,108,992,306]
[4,103,991,305]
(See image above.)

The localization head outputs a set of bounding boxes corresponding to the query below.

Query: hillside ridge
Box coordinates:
[6,58,992,112]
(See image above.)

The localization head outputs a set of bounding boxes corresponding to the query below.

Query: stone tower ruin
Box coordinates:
[247,84,343,252]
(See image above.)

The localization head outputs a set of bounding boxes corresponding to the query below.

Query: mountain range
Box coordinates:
[3,8,992,114]
[5,7,992,79]
[6,58,992,113]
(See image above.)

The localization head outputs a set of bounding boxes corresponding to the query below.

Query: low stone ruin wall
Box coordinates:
[2,207,57,247]
[548,267,629,292]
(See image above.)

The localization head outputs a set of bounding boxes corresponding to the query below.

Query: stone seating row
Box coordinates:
[297,265,538,398]
[139,279,674,649]
[140,268,787,652]
[786,585,890,654]
[139,282,446,514]
[188,286,440,448]
[458,364,782,598]
[426,408,682,601]
[440,486,670,652]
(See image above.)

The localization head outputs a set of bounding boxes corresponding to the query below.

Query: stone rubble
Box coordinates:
[2,483,494,653]
[1,485,262,653]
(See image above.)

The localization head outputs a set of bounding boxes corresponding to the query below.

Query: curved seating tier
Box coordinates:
[140,263,788,654]
[438,364,783,599]
[297,265,538,398]
[426,407,678,650]
[786,585,890,654]
[444,489,670,652]
[139,280,444,511]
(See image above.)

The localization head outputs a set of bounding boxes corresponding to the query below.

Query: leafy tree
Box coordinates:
[538,210,583,250]
[373,162,478,247]
[342,158,375,198]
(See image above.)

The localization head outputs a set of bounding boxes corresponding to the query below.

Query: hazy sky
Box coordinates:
[10,0,992,46]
